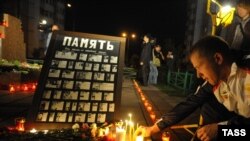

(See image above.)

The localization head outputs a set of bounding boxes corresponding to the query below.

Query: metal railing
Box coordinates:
[167,70,194,91]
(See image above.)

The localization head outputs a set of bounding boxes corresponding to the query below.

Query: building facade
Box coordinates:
[0,0,65,59]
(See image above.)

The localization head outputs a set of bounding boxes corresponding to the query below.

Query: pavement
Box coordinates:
[0,67,200,140]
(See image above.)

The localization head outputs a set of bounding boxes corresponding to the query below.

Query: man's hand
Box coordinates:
[135,126,151,137]
[135,124,160,138]
[197,123,218,141]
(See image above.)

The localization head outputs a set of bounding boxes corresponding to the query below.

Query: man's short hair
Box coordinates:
[189,36,231,62]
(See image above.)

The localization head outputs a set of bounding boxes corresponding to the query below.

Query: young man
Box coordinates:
[189,35,250,140]
[136,36,250,141]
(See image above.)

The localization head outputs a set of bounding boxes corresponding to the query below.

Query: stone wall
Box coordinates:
[0,13,26,62]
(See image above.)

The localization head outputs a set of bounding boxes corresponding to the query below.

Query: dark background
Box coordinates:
[65,0,187,44]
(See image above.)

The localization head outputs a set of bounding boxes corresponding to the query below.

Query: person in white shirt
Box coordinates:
[189,35,250,141]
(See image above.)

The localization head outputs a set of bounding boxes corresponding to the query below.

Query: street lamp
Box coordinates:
[122,32,136,66]
[207,0,235,35]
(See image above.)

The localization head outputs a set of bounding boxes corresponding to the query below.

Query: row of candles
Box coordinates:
[133,80,156,122]
[133,80,171,141]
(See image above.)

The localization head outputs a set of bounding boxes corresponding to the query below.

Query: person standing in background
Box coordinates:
[148,44,164,85]
[222,0,250,51]
[139,34,154,86]
[45,24,60,55]
[166,50,174,71]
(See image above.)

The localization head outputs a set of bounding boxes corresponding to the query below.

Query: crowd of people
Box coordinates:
[135,0,250,140]
[137,34,174,86]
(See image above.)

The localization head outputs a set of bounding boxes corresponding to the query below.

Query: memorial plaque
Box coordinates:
[28,31,125,129]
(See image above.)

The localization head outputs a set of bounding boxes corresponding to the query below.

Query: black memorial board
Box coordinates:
[28,31,125,130]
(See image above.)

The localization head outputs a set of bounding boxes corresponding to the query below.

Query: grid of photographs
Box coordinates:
[35,37,120,124]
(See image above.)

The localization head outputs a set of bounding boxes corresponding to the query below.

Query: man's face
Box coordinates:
[237,5,249,19]
[190,51,219,85]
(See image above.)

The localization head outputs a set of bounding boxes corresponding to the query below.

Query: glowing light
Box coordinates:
[30,128,37,134]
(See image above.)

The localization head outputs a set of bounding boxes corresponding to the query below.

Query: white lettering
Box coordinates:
[62,37,115,51]
[107,41,114,50]
[98,40,106,49]
[80,38,89,48]
[222,129,228,136]
[71,38,78,47]
[240,129,246,136]
[234,129,239,136]
[62,36,72,46]
[89,40,97,49]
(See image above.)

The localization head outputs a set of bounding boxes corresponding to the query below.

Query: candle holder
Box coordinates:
[162,131,171,141]
[15,117,25,132]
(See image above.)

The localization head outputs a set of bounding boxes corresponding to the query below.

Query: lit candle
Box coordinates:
[124,120,128,132]
[136,135,143,141]
[30,128,37,134]
[162,131,171,141]
[150,113,156,121]
[147,106,152,112]
[16,118,25,132]
[116,128,126,141]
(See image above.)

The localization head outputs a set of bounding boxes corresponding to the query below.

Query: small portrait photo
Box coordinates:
[105,73,115,82]
[68,61,74,69]
[42,90,51,99]
[99,103,108,112]
[75,71,92,80]
[103,92,114,101]
[97,114,106,123]
[111,65,118,72]
[48,112,55,122]
[93,72,105,81]
[91,92,102,101]
[62,80,74,89]
[109,103,115,112]
[53,90,62,99]
[55,112,67,122]
[62,70,75,79]
[36,112,48,122]
[46,79,61,88]
[79,91,90,100]
[100,64,111,72]
[92,102,98,112]
[79,53,88,61]
[39,100,50,110]
[92,82,114,91]
[75,113,86,122]
[110,56,118,64]
[88,54,102,62]
[93,63,100,71]
[82,102,90,111]
[75,81,91,90]
[51,60,60,68]
[103,55,109,63]
[48,69,61,78]
[65,102,71,111]
[62,90,78,100]
[57,60,67,68]
[87,113,96,123]
[68,113,73,122]
[51,101,64,111]
[75,62,84,70]
[84,62,92,71]
[71,102,77,111]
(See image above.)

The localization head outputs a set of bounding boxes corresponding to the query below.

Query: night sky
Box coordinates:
[65,0,187,44]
